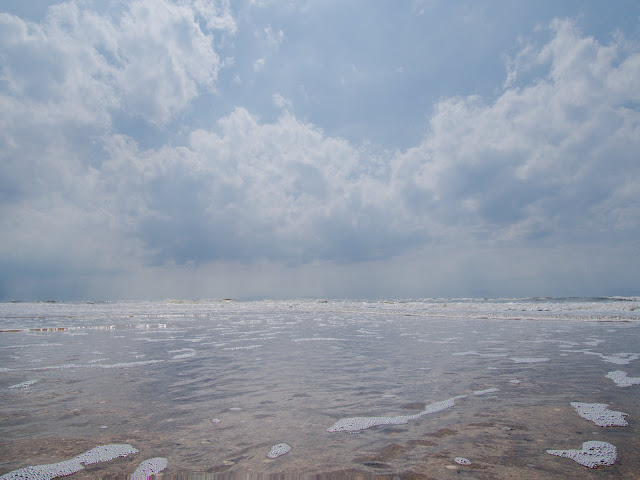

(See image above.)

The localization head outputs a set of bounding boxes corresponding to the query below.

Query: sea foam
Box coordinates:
[170,348,196,359]
[605,370,640,387]
[547,441,617,468]
[267,443,291,459]
[570,402,628,427]
[473,388,499,396]
[510,357,550,363]
[7,380,37,389]
[130,457,168,479]
[599,353,640,365]
[0,444,138,480]
[327,396,466,433]
[453,350,508,357]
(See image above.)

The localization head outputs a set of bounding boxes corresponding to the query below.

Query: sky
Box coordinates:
[1,0,639,301]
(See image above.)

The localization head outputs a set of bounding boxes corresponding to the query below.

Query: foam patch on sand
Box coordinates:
[0,444,138,480]
[547,441,617,468]
[267,443,291,458]
[599,353,640,365]
[606,370,640,387]
[130,457,168,479]
[0,459,83,480]
[574,350,640,365]
[74,445,138,465]
[327,396,466,432]
[570,402,628,427]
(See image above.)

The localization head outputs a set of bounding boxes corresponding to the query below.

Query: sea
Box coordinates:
[1,297,640,479]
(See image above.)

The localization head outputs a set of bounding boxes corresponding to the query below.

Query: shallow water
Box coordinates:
[1,298,640,479]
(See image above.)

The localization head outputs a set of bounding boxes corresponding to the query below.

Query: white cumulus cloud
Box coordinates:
[1,9,639,299]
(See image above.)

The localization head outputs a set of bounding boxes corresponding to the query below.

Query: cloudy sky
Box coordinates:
[1,0,639,300]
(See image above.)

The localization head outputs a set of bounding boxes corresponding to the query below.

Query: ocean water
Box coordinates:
[1,297,640,479]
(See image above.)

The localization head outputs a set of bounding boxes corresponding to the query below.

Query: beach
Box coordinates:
[1,298,640,478]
